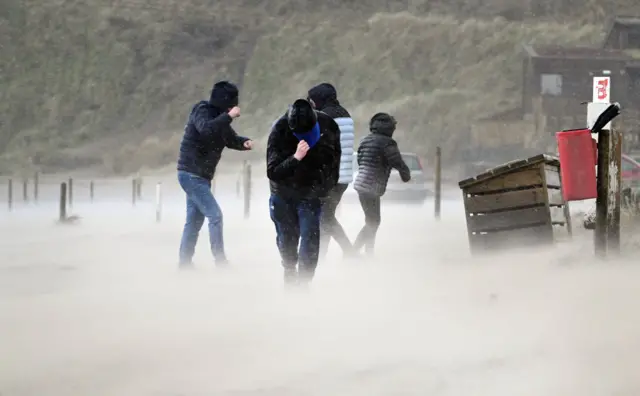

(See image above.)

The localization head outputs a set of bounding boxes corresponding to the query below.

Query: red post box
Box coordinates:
[556,128,597,201]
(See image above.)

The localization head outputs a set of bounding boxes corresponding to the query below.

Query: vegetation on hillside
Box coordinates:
[1,0,639,175]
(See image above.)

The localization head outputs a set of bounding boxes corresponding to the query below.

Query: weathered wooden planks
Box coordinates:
[463,187,563,213]
[464,166,560,194]
[469,224,557,251]
[467,206,566,232]
[459,154,571,254]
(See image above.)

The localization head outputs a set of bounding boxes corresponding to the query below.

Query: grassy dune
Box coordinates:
[1,0,635,175]
[242,13,602,161]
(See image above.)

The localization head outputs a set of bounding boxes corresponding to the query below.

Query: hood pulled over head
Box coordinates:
[209,81,239,109]
[287,99,318,134]
[369,112,396,137]
[307,82,339,110]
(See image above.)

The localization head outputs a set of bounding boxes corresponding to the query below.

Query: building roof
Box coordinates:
[523,44,632,60]
[611,15,640,27]
[603,15,640,49]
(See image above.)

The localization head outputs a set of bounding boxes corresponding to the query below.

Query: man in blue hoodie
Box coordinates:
[177,81,253,268]
[267,99,341,286]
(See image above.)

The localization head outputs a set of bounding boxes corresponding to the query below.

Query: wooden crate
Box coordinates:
[458,154,572,253]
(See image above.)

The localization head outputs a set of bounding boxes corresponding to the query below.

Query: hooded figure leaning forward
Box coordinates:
[176,81,253,268]
[266,99,341,286]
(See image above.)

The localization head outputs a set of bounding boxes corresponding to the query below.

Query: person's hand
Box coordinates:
[243,140,253,150]
[294,140,310,161]
[228,106,241,119]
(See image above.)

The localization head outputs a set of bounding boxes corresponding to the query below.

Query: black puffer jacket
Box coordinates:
[267,110,341,200]
[177,81,249,180]
[353,113,411,197]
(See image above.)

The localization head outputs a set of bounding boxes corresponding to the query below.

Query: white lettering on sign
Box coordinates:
[593,76,610,103]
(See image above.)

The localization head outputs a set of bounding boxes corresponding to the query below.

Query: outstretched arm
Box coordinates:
[193,106,249,150]
[193,108,234,139]
[222,125,250,151]
[385,142,411,182]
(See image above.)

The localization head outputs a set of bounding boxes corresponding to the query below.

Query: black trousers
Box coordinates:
[319,183,352,257]
[353,193,381,254]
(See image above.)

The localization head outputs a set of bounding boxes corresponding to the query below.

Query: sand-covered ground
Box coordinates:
[1,169,639,395]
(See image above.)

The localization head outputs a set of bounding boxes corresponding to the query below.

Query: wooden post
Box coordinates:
[155,182,162,223]
[22,179,28,202]
[132,178,137,206]
[68,178,73,208]
[136,178,142,199]
[243,161,251,219]
[434,146,442,219]
[89,181,94,202]
[7,179,12,211]
[59,182,67,222]
[594,128,622,257]
[34,172,39,203]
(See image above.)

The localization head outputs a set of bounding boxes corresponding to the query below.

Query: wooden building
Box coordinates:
[521,44,632,133]
[466,15,640,175]
[603,16,640,51]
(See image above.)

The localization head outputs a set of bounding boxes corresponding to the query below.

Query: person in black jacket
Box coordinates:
[307,83,354,259]
[176,81,253,268]
[267,99,341,286]
[353,113,411,255]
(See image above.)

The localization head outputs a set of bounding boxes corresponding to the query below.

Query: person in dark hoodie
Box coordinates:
[177,81,253,268]
[307,83,355,259]
[352,113,411,255]
[267,99,341,286]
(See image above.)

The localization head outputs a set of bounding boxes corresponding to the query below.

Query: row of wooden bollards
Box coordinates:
[152,163,252,224]
[234,161,252,219]
[7,175,96,211]
[13,153,433,221]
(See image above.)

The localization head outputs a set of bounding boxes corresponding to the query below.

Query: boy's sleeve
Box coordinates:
[384,141,411,182]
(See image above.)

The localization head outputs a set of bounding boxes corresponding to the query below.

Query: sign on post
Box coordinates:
[588,76,612,132]
[592,76,610,103]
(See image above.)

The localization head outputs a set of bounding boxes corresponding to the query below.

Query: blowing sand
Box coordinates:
[1,173,639,395]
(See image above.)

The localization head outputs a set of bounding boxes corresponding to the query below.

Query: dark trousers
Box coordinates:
[353,193,381,254]
[269,194,323,276]
[319,183,352,257]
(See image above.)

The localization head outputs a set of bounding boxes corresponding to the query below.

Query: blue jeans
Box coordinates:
[178,171,226,264]
[269,194,322,274]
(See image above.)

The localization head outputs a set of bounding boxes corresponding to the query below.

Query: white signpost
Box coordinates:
[588,76,612,132]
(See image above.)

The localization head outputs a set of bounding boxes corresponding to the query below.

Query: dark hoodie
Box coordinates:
[307,83,350,118]
[177,81,250,180]
[353,113,411,197]
[267,99,341,200]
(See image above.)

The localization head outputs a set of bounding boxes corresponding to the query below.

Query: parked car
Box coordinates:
[582,153,640,229]
[622,153,640,188]
[344,152,431,204]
